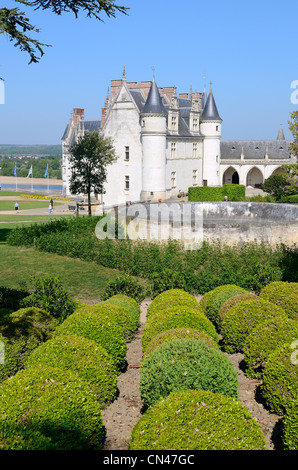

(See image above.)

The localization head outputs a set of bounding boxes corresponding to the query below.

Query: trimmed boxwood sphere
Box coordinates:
[0,366,105,450]
[243,314,298,378]
[129,389,267,450]
[25,335,118,407]
[140,338,238,408]
[282,398,298,450]
[221,298,286,353]
[142,306,218,353]
[200,284,247,330]
[90,302,136,341]
[147,289,201,319]
[218,292,258,324]
[101,294,140,331]
[260,281,298,320]
[261,342,298,415]
[53,308,127,372]
[143,327,218,359]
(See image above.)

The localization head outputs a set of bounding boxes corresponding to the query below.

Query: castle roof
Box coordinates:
[200,89,222,122]
[221,140,292,160]
[141,77,167,115]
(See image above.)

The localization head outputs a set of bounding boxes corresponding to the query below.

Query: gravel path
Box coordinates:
[100,298,283,451]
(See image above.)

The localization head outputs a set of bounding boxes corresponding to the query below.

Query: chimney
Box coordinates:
[73,108,84,123]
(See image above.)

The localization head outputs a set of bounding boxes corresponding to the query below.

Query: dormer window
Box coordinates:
[255,146,259,150]
[125,146,129,161]
[193,118,198,131]
[172,116,177,130]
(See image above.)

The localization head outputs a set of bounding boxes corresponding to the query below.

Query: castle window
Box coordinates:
[193,118,198,131]
[193,143,198,158]
[171,116,177,130]
[171,142,177,158]
[125,175,130,190]
[171,171,176,188]
[125,146,130,161]
[193,170,198,186]
[216,125,219,131]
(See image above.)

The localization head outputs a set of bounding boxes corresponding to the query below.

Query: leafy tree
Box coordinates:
[0,1,129,65]
[262,174,288,200]
[68,130,117,215]
[288,111,298,158]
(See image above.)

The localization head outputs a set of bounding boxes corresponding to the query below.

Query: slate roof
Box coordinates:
[141,77,167,115]
[221,140,293,160]
[200,90,222,122]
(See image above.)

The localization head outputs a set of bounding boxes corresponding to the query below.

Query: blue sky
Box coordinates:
[0,0,298,144]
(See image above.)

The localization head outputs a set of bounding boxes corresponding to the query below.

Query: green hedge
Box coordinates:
[0,307,58,383]
[95,302,137,341]
[188,184,245,202]
[53,307,127,372]
[243,314,298,378]
[261,342,298,415]
[0,367,104,450]
[282,398,298,450]
[220,298,286,353]
[199,284,247,330]
[129,389,267,450]
[143,327,218,359]
[279,194,298,204]
[142,306,218,354]
[218,292,258,323]
[139,338,238,408]
[259,281,298,320]
[103,294,141,331]
[147,289,202,319]
[25,335,118,408]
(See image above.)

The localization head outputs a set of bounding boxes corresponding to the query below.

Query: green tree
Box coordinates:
[68,130,117,215]
[288,111,298,158]
[0,1,129,65]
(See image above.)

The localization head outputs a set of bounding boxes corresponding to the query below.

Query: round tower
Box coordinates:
[140,76,167,202]
[200,88,222,186]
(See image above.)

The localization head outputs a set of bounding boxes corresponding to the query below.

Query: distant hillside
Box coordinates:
[0,145,61,156]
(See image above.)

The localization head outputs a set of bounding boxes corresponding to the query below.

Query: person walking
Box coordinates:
[49,202,53,215]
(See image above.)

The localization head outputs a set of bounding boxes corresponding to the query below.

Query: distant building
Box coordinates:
[62,69,296,206]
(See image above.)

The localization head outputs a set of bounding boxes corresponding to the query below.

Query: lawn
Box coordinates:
[0,215,72,243]
[0,244,121,303]
[0,200,63,211]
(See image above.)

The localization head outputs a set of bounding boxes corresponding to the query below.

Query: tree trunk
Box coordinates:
[88,191,91,215]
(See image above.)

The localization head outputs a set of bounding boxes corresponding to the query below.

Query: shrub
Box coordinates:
[9,307,58,340]
[21,275,76,322]
[101,274,147,303]
[25,335,118,407]
[0,286,29,311]
[140,339,238,408]
[142,306,218,353]
[102,294,140,331]
[261,342,298,415]
[259,281,298,320]
[147,289,201,319]
[282,398,298,450]
[0,367,105,449]
[143,327,218,359]
[221,298,286,353]
[94,302,137,341]
[0,308,57,382]
[53,307,127,371]
[188,184,245,202]
[280,194,298,204]
[129,389,267,450]
[199,284,248,330]
[218,292,258,323]
[243,314,298,378]
[149,269,187,299]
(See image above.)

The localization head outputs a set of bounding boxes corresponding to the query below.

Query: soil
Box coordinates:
[100,297,283,451]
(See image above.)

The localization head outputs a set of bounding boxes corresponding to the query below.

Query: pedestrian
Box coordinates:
[50,198,54,208]
[15,202,19,212]
[224,195,229,201]
[49,202,53,215]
